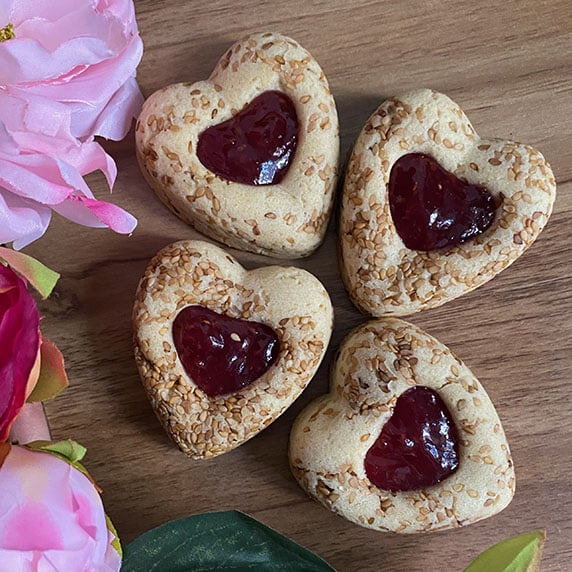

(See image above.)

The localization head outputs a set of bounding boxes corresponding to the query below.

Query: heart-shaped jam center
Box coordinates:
[388,153,497,251]
[172,306,280,397]
[197,90,298,186]
[364,386,459,492]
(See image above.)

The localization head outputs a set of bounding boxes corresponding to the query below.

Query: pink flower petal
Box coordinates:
[0,93,133,245]
[73,70,144,141]
[56,141,118,192]
[8,402,51,444]
[95,0,137,32]
[0,189,52,249]
[0,155,75,205]
[0,122,17,155]
[4,503,64,550]
[54,195,137,234]
[0,92,71,143]
[0,37,114,85]
[0,2,14,25]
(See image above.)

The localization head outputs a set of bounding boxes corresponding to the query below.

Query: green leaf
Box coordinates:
[464,530,546,572]
[122,511,336,572]
[0,247,59,299]
[25,439,87,464]
[27,337,69,402]
[106,514,123,557]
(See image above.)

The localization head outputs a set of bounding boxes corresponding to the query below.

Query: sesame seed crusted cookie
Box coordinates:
[133,240,333,459]
[136,32,339,259]
[340,89,556,316]
[289,318,515,533]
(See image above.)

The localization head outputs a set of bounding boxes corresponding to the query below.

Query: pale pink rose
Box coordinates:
[0,0,143,248]
[0,0,144,141]
[0,444,121,572]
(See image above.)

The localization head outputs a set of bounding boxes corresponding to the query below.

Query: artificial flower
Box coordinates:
[0,0,143,248]
[0,252,68,442]
[0,441,121,572]
[0,0,144,142]
[0,264,41,441]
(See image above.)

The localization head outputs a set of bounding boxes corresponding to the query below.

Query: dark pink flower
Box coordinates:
[0,264,40,441]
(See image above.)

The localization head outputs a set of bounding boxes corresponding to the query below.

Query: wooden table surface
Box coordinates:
[27,0,572,570]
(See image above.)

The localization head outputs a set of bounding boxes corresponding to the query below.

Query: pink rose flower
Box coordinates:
[0,0,143,248]
[0,442,121,571]
[0,264,40,441]
[0,0,144,142]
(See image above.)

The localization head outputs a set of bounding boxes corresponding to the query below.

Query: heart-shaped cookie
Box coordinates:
[340,89,556,316]
[289,318,515,533]
[133,240,333,459]
[136,32,339,258]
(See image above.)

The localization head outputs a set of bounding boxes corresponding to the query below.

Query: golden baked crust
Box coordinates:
[340,89,556,316]
[136,32,339,258]
[289,318,515,533]
[133,240,333,459]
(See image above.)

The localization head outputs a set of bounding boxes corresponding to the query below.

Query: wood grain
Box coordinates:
[25,0,572,570]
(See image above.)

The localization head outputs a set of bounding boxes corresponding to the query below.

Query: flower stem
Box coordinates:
[0,23,15,42]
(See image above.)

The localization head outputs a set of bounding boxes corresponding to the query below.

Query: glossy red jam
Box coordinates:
[364,386,460,492]
[388,153,497,251]
[197,90,298,185]
[172,306,280,397]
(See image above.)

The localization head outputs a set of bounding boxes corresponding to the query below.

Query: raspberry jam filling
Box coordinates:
[388,153,497,251]
[172,306,280,397]
[197,90,298,185]
[364,386,460,492]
